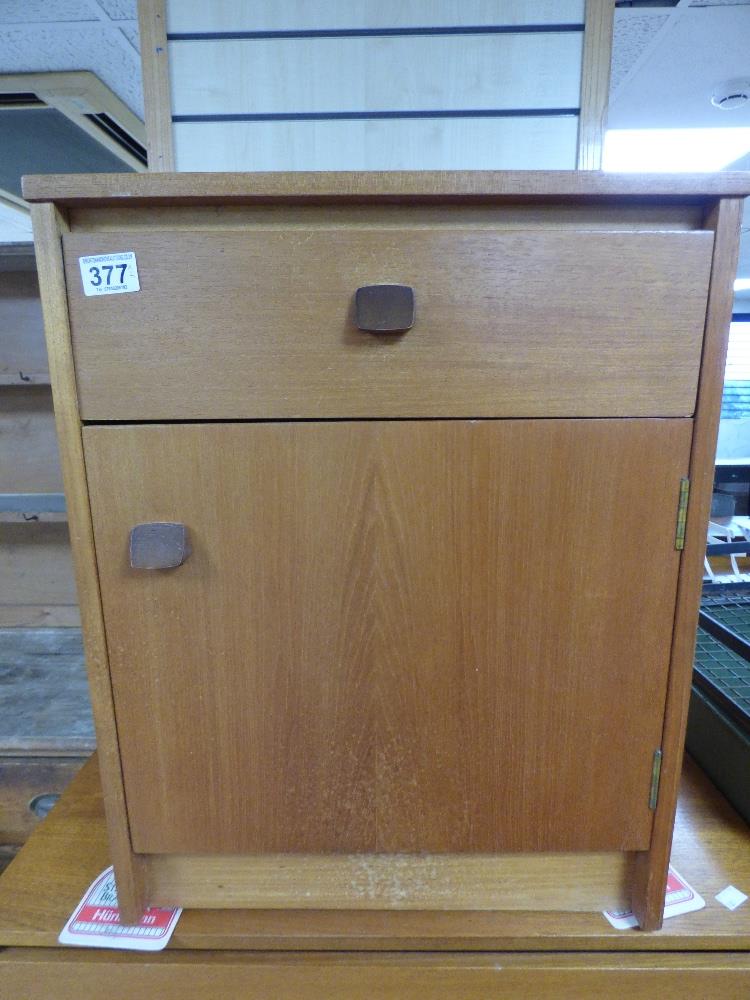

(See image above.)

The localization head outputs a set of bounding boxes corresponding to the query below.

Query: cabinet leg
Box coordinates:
[113,854,148,926]
[631,849,667,931]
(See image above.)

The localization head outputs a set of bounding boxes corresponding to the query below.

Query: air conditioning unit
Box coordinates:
[0,70,146,229]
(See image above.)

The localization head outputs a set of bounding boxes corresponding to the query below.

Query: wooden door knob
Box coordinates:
[355,284,415,333]
[129,522,191,570]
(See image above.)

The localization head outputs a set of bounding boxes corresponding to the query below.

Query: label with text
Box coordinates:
[59,867,181,951]
[79,252,140,296]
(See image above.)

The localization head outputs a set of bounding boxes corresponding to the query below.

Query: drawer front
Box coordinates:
[63,228,714,421]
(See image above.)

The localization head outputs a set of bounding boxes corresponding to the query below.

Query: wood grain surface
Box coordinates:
[0,388,62,492]
[22,170,750,204]
[0,270,48,385]
[4,949,750,1000]
[0,757,85,844]
[169,34,582,116]
[166,1,586,32]
[632,198,746,931]
[1,754,749,950]
[0,523,76,612]
[30,203,145,923]
[27,178,746,929]
[63,228,713,420]
[146,851,630,912]
[166,0,581,171]
[137,0,174,171]
[0,605,80,628]
[0,627,93,756]
[84,419,690,859]
[65,202,706,233]
[576,0,614,170]
[172,117,579,173]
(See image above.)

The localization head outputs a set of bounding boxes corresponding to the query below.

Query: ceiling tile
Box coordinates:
[118,22,139,50]
[0,1,95,24]
[0,24,143,118]
[609,6,750,129]
[94,0,137,20]
[611,9,673,95]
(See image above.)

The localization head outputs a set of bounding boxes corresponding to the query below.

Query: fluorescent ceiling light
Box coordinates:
[603,128,750,172]
[735,278,750,292]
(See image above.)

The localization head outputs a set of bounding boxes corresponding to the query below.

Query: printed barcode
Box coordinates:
[71,921,165,937]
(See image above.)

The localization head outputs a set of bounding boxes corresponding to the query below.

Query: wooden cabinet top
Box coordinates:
[22,170,750,206]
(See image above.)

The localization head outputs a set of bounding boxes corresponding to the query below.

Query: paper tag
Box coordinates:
[603,866,705,930]
[59,867,181,951]
[79,252,140,296]
[715,885,748,911]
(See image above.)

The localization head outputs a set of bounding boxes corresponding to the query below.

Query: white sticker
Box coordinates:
[79,252,140,296]
[59,867,181,951]
[715,885,749,911]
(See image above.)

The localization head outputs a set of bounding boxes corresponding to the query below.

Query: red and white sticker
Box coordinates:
[59,867,181,951]
[603,866,705,930]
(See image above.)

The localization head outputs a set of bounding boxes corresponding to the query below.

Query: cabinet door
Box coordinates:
[84,419,691,855]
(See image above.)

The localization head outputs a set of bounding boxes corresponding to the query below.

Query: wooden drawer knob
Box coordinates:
[129,522,191,570]
[355,284,415,333]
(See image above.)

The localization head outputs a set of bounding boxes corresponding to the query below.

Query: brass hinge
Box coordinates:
[675,478,690,550]
[649,749,663,810]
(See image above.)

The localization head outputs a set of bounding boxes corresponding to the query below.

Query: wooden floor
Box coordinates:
[0,628,94,874]
[0,753,749,996]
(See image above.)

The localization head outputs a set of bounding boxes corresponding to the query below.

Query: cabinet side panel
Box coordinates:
[632,197,745,932]
[29,203,146,922]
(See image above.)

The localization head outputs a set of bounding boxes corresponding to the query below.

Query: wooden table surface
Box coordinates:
[1,753,749,997]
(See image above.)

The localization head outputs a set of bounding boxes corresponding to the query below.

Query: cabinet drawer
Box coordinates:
[63,227,714,421]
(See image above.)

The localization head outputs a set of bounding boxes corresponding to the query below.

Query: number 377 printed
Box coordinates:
[79,252,140,296]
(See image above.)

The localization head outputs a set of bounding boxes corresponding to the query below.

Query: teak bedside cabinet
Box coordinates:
[23,171,749,931]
